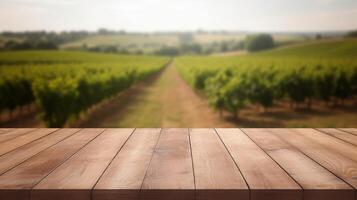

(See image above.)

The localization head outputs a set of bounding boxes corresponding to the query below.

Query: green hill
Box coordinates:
[257,38,357,58]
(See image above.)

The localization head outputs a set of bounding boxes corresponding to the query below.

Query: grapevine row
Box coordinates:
[176,56,357,118]
[0,52,168,127]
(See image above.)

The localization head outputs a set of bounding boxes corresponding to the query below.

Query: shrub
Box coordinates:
[245,34,274,52]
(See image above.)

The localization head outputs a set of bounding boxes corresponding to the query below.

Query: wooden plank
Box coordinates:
[267,128,357,189]
[31,128,133,200]
[318,128,357,146]
[0,128,58,156]
[93,128,161,200]
[217,128,302,200]
[0,129,12,134]
[190,128,249,200]
[0,128,104,200]
[0,128,36,143]
[0,128,80,175]
[141,128,194,200]
[243,128,355,200]
[293,129,357,163]
[339,128,357,136]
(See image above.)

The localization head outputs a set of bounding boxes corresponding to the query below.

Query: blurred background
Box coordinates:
[0,0,356,128]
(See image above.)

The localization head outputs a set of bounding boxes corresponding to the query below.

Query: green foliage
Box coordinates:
[346,30,357,38]
[0,76,34,111]
[245,34,274,52]
[334,70,352,101]
[279,68,314,105]
[0,51,168,127]
[221,77,247,117]
[176,39,357,117]
[314,66,335,102]
[246,69,276,109]
[205,69,233,111]
[258,38,357,57]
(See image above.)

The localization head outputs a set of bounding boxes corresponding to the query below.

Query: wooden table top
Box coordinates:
[0,128,356,200]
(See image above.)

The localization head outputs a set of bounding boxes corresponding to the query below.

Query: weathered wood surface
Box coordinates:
[0,128,356,200]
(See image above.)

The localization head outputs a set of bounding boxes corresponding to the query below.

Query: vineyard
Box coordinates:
[176,39,357,118]
[0,51,169,127]
[1,39,356,128]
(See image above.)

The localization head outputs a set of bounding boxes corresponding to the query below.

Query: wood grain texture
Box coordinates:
[217,128,302,200]
[318,128,357,146]
[0,129,12,134]
[190,128,249,200]
[339,128,357,136]
[267,128,357,189]
[243,128,355,200]
[93,128,161,200]
[0,128,36,143]
[294,128,357,163]
[0,128,104,200]
[141,128,194,200]
[0,128,355,200]
[32,128,133,200]
[0,128,79,175]
[0,128,57,156]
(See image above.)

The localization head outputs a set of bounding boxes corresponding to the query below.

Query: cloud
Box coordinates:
[0,0,356,31]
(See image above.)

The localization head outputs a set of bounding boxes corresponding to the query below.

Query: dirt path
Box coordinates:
[77,63,235,128]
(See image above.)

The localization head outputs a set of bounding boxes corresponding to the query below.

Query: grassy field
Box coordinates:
[257,38,357,57]
[60,34,179,53]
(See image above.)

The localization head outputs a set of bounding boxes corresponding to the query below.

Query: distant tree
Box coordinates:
[315,34,323,40]
[231,41,245,51]
[3,40,19,50]
[81,43,88,50]
[245,34,274,52]
[3,40,34,50]
[0,30,88,51]
[178,33,194,44]
[35,40,58,50]
[180,43,202,54]
[117,49,129,54]
[220,42,229,52]
[98,28,113,35]
[134,50,144,55]
[154,46,180,56]
[101,45,118,53]
[346,29,357,38]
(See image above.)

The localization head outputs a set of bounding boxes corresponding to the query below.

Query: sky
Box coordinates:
[0,0,357,32]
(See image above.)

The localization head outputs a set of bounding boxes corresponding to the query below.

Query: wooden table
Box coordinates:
[0,128,356,200]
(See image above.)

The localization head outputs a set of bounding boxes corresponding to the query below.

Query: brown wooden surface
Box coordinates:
[0,128,79,175]
[190,128,249,200]
[0,128,356,200]
[217,128,301,200]
[0,128,36,143]
[0,128,13,134]
[0,128,104,200]
[318,128,357,146]
[141,128,195,200]
[32,128,133,200]
[243,128,354,200]
[0,128,57,156]
[340,128,357,136]
[94,128,161,200]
